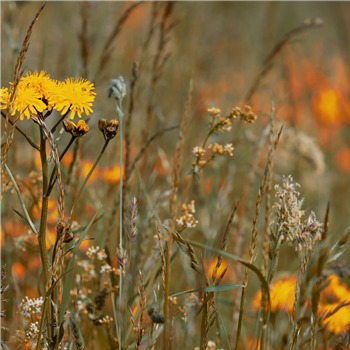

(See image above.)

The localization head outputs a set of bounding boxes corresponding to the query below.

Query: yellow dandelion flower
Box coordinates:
[19,70,57,107]
[51,78,96,119]
[253,276,297,314]
[12,86,47,120]
[0,87,10,110]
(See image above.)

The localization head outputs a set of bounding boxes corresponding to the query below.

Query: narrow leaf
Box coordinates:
[171,284,244,297]
[60,209,101,324]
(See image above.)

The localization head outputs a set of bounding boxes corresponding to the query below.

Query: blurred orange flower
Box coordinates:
[252,276,297,314]
[313,87,350,126]
[32,198,59,224]
[205,258,230,281]
[12,262,25,278]
[61,151,74,167]
[335,148,350,174]
[102,164,125,184]
[83,161,99,181]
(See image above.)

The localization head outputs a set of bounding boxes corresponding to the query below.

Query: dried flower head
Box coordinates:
[208,143,234,157]
[230,105,257,123]
[99,118,119,140]
[63,119,89,138]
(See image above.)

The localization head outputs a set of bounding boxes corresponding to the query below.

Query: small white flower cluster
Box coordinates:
[20,296,44,318]
[177,200,199,231]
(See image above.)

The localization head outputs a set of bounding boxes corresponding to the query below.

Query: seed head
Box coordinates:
[116,245,127,268]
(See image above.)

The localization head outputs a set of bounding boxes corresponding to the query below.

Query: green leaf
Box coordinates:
[4,164,38,236]
[187,240,271,315]
[171,284,244,297]
[60,209,101,325]
[46,269,73,298]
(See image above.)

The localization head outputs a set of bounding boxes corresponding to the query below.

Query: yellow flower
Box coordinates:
[52,78,96,119]
[253,276,297,314]
[0,87,10,110]
[19,70,57,108]
[12,86,47,120]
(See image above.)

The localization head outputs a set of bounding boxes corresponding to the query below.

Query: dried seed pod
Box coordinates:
[98,118,119,140]
[63,119,89,138]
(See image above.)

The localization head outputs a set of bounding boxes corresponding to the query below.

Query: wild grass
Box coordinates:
[1,2,350,350]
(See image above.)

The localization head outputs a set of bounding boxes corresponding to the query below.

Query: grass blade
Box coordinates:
[60,208,101,324]
[171,284,244,297]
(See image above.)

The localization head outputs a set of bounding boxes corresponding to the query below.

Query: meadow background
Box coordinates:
[1,1,350,349]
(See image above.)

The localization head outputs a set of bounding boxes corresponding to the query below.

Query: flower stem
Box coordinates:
[68,139,110,225]
[38,127,51,334]
[50,108,71,133]
[118,104,124,350]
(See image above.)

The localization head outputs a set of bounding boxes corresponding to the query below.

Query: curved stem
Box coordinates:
[68,139,110,226]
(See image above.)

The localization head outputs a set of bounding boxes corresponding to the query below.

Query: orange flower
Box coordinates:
[313,88,350,126]
[102,164,125,184]
[205,258,230,281]
[61,151,74,167]
[335,148,350,174]
[0,226,4,247]
[318,274,350,334]
[46,228,57,249]
[252,276,297,314]
[32,198,58,224]
[12,262,25,278]
[319,303,350,335]
[83,161,99,182]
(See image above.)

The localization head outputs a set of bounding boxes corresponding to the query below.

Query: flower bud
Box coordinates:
[98,119,107,132]
[105,119,119,140]
[108,76,127,101]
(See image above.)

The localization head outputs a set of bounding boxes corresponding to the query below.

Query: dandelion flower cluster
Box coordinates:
[1,70,95,120]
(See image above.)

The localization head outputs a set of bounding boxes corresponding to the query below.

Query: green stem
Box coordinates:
[38,127,51,335]
[68,139,110,225]
[50,108,71,133]
[118,104,124,350]
[46,136,76,197]
[235,288,246,350]
[36,294,49,350]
